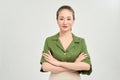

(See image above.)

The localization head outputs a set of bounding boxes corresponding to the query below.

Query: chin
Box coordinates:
[61,29,70,32]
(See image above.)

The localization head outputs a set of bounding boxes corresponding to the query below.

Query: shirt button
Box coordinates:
[64,52,66,55]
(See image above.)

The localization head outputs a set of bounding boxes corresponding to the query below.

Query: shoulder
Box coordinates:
[45,33,58,41]
[73,34,85,42]
[73,34,88,47]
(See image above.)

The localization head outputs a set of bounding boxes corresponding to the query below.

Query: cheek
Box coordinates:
[57,21,62,25]
[69,21,74,25]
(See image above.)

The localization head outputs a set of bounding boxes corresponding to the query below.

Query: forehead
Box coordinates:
[58,9,73,17]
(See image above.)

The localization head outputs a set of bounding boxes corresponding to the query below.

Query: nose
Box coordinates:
[63,20,67,25]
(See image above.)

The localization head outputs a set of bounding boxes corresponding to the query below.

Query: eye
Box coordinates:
[67,18,71,20]
[59,18,64,20]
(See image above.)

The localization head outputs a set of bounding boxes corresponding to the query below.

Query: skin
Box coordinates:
[57,9,74,33]
[41,9,90,73]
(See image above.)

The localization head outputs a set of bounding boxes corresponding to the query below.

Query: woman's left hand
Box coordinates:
[43,51,61,67]
[75,52,87,62]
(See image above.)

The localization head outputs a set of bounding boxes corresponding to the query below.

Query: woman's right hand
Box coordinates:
[75,52,87,62]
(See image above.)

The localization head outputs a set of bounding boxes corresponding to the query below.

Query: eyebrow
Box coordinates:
[59,16,72,18]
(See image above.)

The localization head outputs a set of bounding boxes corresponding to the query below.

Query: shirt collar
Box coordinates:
[51,32,80,43]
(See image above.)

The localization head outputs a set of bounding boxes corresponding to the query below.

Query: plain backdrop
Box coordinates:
[0,0,120,80]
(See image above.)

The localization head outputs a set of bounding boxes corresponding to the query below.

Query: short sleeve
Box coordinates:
[78,39,92,75]
[40,38,49,72]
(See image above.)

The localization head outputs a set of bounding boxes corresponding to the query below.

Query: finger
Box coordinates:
[43,53,49,56]
[42,54,47,58]
[48,51,52,55]
[79,53,87,60]
[44,57,49,62]
[81,52,84,55]
[82,55,87,60]
[79,53,85,57]
[43,54,51,60]
[81,55,87,59]
[43,53,50,58]
[81,53,87,56]
[79,53,84,56]
[83,54,87,57]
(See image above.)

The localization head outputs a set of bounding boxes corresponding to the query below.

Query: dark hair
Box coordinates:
[56,5,75,20]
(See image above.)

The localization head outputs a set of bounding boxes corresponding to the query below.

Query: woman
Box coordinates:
[40,5,92,80]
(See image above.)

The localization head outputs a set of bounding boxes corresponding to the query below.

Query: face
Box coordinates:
[57,9,74,32]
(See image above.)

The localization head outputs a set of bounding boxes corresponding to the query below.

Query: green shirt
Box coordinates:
[40,33,92,75]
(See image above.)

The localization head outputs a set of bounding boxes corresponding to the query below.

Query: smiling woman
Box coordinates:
[40,5,92,80]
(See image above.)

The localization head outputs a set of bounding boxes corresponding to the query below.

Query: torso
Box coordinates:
[46,33,83,62]
[59,34,73,51]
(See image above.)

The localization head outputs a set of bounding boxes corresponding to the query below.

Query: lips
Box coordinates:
[63,26,68,28]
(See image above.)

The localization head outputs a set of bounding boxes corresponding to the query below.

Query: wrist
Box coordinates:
[75,59,80,63]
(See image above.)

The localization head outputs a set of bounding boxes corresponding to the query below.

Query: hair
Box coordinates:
[56,5,75,20]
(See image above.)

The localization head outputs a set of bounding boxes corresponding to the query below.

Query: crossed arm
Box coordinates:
[41,51,90,73]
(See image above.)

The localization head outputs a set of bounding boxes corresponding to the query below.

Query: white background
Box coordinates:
[0,0,120,80]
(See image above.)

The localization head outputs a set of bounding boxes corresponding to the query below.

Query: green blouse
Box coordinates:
[40,33,92,75]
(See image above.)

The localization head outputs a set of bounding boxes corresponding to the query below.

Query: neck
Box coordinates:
[59,31,72,38]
